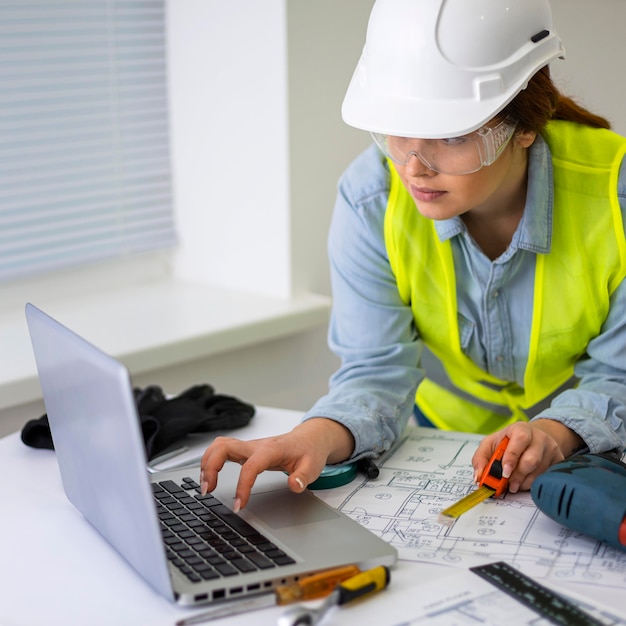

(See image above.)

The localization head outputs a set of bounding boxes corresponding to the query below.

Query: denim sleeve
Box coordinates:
[302,145,423,461]
[532,156,626,453]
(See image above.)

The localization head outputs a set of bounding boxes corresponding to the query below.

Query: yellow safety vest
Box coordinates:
[385,121,626,433]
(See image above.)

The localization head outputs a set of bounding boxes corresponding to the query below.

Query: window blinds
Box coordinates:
[0,0,176,282]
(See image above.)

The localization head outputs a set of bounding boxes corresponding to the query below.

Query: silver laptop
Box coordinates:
[25,303,396,607]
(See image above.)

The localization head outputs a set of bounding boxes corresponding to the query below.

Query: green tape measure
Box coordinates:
[308,463,357,490]
[470,562,603,626]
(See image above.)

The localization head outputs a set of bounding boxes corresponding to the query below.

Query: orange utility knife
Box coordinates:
[438,436,510,526]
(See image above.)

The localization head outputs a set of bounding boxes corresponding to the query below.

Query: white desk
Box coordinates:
[1,407,621,625]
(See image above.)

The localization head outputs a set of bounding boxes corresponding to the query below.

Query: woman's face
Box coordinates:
[392,130,536,222]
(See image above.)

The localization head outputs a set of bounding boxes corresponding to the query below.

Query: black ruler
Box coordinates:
[470,561,604,626]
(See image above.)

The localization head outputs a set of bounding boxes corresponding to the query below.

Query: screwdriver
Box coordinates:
[174,564,361,625]
[438,436,510,526]
[278,565,391,626]
[276,564,362,604]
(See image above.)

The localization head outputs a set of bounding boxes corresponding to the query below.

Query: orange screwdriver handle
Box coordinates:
[275,564,361,604]
[479,436,510,497]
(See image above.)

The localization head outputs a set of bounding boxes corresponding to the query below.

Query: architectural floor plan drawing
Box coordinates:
[386,569,626,626]
[317,427,626,590]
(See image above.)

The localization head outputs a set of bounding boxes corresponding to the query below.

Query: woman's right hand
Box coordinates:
[199,417,355,512]
[472,419,583,493]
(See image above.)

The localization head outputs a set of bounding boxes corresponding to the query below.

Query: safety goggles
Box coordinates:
[371,118,517,175]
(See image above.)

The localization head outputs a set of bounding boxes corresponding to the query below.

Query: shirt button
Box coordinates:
[495,355,504,362]
[492,290,500,299]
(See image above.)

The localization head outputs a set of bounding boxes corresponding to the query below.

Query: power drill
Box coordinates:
[530,452,626,552]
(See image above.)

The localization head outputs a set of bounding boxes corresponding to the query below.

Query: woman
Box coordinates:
[200,0,626,512]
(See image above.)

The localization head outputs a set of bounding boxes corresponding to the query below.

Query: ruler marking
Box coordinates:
[438,486,495,524]
[470,562,604,626]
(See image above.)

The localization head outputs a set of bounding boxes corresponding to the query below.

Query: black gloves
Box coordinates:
[21,383,255,460]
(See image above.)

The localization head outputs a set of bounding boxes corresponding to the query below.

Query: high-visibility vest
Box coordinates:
[385,121,626,433]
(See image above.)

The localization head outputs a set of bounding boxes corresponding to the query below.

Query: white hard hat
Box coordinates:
[342,0,565,138]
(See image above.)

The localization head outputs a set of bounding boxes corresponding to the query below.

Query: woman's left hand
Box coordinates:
[472,419,584,493]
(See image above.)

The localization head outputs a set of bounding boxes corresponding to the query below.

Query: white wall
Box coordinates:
[152,0,375,428]
[168,0,292,298]
[550,0,626,135]
[167,0,376,299]
[287,0,375,297]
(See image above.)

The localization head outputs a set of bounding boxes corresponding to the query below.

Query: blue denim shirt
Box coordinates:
[304,136,626,461]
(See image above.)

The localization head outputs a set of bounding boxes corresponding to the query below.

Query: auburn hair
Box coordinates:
[500,66,611,134]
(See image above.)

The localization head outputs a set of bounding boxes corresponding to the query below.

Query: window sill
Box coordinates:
[0,279,331,412]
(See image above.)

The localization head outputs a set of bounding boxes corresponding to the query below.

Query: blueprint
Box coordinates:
[387,569,626,626]
[316,427,626,590]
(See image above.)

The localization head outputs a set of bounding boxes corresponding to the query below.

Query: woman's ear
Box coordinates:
[515,129,537,148]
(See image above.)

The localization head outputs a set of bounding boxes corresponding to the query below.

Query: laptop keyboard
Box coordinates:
[153,477,296,583]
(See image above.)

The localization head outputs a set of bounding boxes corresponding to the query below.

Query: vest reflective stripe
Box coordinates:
[385,121,626,433]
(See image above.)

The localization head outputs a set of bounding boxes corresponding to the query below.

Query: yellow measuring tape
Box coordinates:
[438,436,510,526]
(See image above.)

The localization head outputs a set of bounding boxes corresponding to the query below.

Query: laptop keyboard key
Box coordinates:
[160,480,187,495]
[246,552,275,569]
[169,543,188,553]
[196,566,220,580]
[237,544,256,554]
[154,479,297,585]
[195,493,219,504]
[214,563,238,577]
[182,477,200,489]
[169,523,188,533]
[231,558,257,573]
[256,542,279,552]
[208,505,259,538]
[178,530,195,540]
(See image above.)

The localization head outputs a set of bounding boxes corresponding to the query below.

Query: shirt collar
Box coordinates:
[434,135,553,254]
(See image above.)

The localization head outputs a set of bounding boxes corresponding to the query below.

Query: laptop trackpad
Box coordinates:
[245,490,339,529]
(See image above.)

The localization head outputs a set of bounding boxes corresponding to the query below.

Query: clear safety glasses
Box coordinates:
[371,118,517,175]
